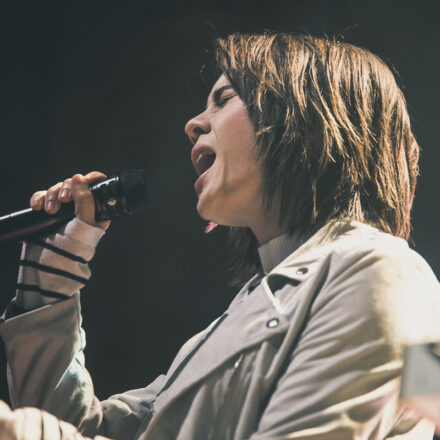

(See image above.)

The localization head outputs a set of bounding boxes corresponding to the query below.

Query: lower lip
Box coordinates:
[194,168,210,194]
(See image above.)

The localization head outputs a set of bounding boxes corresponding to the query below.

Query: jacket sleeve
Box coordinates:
[0,219,166,440]
[0,293,167,440]
[0,399,112,440]
[249,243,440,439]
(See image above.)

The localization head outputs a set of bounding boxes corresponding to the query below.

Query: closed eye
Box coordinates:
[211,85,236,108]
[216,94,234,107]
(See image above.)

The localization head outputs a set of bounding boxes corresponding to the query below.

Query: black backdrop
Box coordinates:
[0,0,439,421]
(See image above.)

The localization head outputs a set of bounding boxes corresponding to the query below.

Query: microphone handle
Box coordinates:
[0,203,75,243]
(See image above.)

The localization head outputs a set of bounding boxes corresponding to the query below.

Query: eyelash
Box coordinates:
[216,94,234,107]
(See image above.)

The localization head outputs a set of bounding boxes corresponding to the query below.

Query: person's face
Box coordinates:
[185,75,264,227]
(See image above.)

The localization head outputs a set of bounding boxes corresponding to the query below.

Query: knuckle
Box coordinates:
[72,185,92,200]
[46,193,57,202]
[31,191,46,206]
[48,182,63,193]
[78,190,93,200]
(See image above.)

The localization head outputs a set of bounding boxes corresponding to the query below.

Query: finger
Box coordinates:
[58,178,73,202]
[84,171,107,184]
[45,182,63,213]
[71,173,111,230]
[30,191,47,210]
[71,174,96,225]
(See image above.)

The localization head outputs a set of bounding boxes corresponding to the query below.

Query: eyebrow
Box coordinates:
[206,85,234,110]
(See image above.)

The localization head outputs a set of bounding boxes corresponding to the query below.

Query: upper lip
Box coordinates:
[191,144,216,176]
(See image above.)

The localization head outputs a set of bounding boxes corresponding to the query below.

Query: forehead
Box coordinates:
[209,75,231,97]
[211,74,230,91]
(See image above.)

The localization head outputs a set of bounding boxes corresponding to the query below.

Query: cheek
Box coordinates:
[225,107,255,142]
[215,105,258,166]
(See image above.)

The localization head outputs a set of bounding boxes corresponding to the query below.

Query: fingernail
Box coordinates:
[60,190,68,199]
[47,201,54,211]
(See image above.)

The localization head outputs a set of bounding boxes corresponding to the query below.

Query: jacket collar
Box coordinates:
[228,220,379,315]
[256,220,376,277]
[268,220,378,279]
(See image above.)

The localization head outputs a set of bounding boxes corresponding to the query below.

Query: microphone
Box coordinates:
[0,169,152,243]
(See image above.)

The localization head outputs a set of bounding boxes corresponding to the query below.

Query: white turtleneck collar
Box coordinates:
[257,230,311,275]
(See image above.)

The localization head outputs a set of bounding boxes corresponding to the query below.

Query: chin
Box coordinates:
[196,193,248,227]
[197,205,220,225]
[196,198,212,220]
[197,207,244,228]
[196,186,224,221]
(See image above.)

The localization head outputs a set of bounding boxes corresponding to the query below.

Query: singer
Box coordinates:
[1,33,440,439]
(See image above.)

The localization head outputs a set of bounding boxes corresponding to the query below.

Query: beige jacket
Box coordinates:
[1,220,440,439]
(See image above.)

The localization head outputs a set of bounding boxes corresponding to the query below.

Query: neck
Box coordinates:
[251,210,289,245]
[254,226,288,246]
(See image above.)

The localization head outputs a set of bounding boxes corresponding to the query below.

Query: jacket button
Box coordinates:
[266,318,279,328]
[296,267,308,275]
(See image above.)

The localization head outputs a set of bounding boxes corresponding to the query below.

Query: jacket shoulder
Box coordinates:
[329,226,438,288]
[323,226,440,351]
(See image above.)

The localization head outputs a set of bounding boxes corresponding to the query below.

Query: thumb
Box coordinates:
[71,174,110,230]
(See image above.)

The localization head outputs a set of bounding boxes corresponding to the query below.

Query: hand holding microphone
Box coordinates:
[31,172,111,230]
[0,169,151,243]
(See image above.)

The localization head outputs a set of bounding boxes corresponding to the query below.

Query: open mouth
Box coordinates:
[193,148,216,176]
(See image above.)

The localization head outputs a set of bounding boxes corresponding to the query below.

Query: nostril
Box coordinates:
[193,126,205,138]
[187,127,205,145]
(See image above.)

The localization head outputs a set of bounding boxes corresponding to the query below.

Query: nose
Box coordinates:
[185,111,210,145]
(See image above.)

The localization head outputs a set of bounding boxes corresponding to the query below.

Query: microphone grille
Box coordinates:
[119,169,152,215]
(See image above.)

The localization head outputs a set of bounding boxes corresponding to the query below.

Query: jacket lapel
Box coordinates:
[148,221,367,428]
[152,282,289,415]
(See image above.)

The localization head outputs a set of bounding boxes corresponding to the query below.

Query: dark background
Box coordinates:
[0,0,438,427]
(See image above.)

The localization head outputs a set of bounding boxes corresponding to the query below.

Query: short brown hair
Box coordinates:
[210,32,420,286]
